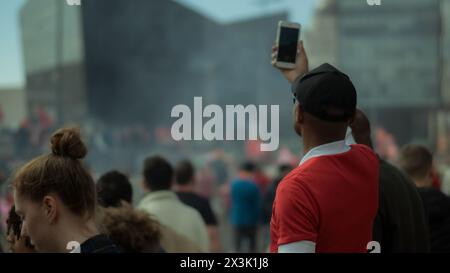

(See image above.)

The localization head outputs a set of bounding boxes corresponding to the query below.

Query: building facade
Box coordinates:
[20,0,290,141]
[306,0,443,147]
[20,0,87,124]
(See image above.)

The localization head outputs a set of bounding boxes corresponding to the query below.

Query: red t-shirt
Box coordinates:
[270,144,379,253]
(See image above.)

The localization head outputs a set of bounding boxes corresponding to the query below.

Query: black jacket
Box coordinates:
[417,187,450,253]
[373,159,430,253]
[80,234,122,253]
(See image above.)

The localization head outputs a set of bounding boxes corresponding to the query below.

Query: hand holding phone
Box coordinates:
[275,21,301,69]
[271,21,309,83]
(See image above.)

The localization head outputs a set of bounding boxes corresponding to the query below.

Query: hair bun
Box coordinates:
[50,127,87,160]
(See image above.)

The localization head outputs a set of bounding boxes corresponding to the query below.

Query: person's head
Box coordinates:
[175,160,195,186]
[350,109,373,149]
[142,155,173,192]
[6,205,35,253]
[278,164,293,177]
[291,63,356,144]
[97,171,133,208]
[239,161,257,178]
[398,144,433,187]
[99,204,161,253]
[12,127,97,252]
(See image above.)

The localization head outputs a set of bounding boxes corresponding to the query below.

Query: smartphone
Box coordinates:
[275,21,301,69]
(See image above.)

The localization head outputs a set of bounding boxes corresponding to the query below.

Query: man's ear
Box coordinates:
[42,195,58,224]
[294,103,304,136]
[348,111,356,126]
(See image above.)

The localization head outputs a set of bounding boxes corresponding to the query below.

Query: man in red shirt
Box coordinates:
[269,42,379,253]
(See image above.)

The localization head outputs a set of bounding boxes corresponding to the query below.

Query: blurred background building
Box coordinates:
[443,0,450,104]
[20,0,87,124]
[80,0,287,128]
[304,0,338,68]
[8,0,449,161]
[0,87,26,129]
[2,0,450,253]
[19,0,296,155]
[306,0,449,154]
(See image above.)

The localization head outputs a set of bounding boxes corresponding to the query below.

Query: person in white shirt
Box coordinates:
[137,155,209,252]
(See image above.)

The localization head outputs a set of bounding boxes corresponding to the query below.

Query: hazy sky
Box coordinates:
[0,0,316,88]
[176,0,316,25]
[0,0,25,87]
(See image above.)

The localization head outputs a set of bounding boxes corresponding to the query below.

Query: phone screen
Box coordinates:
[277,27,299,64]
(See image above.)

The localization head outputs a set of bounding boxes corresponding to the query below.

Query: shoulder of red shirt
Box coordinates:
[278,143,378,188]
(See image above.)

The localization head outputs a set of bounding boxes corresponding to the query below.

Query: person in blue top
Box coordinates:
[230,161,261,253]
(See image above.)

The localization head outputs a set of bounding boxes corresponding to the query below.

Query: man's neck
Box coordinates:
[302,135,346,155]
[239,171,254,180]
[414,178,432,188]
[175,183,195,193]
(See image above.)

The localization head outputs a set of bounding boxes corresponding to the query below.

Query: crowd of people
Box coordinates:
[0,126,280,253]
[1,41,450,253]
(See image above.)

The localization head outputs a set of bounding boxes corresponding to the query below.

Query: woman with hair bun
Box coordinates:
[12,127,120,253]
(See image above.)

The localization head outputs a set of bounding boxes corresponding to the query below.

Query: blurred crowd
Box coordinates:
[2,41,450,254]
[0,124,299,253]
[2,122,450,253]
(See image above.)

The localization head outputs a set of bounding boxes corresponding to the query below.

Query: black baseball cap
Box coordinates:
[291,63,357,122]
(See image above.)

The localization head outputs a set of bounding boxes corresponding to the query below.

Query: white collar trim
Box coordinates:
[299,139,351,166]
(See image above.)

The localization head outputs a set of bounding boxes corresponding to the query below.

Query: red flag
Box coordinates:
[245,140,263,159]
[278,146,299,167]
[37,107,54,129]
